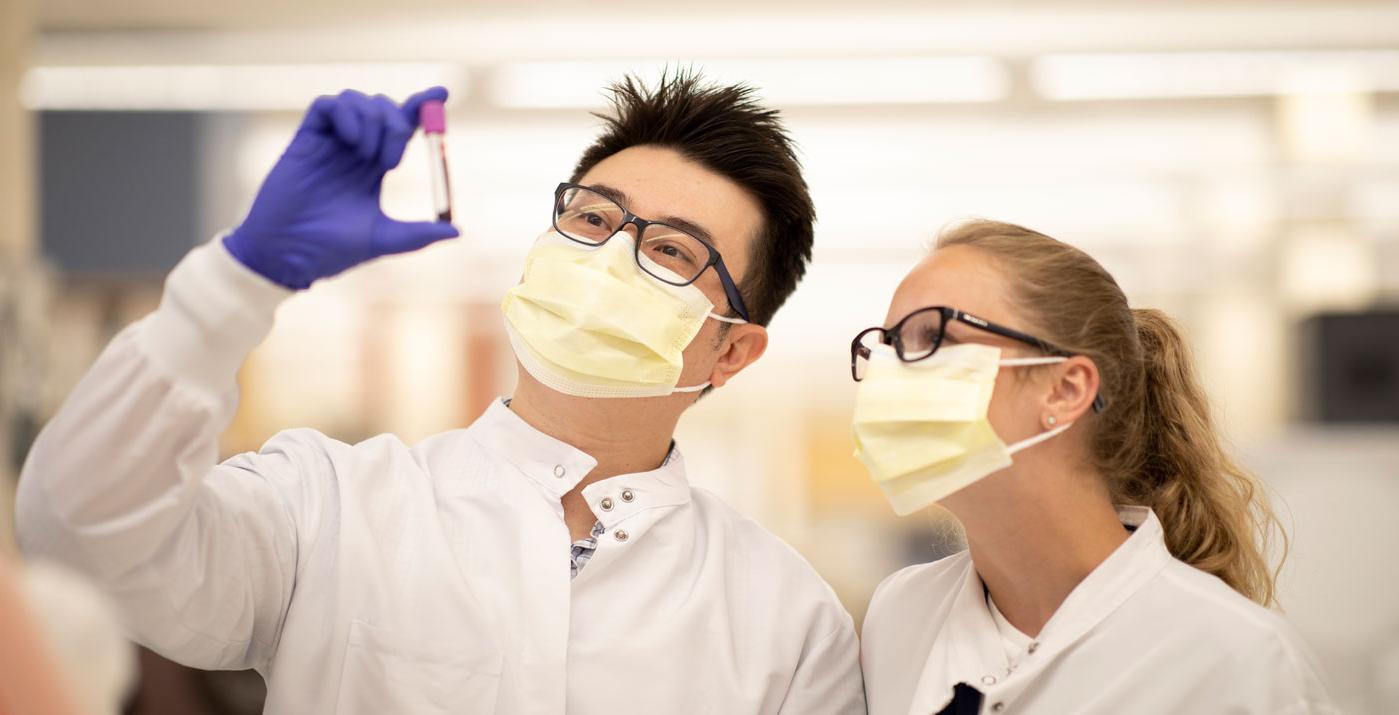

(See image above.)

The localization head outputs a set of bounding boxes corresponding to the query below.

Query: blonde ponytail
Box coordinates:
[937,221,1285,605]
[1132,309,1284,605]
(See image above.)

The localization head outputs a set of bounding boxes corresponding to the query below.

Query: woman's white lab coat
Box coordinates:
[861,506,1335,714]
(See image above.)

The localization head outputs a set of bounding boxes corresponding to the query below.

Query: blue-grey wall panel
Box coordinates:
[40,111,201,275]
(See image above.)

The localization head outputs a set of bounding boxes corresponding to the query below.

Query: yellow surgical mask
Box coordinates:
[501,230,744,398]
[851,342,1073,515]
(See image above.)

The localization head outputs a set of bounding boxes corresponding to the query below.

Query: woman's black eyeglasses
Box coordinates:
[851,305,1105,411]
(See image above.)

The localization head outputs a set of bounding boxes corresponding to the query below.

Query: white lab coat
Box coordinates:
[861,506,1336,715]
[15,240,866,715]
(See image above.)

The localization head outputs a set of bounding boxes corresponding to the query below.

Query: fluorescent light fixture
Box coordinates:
[489,58,1008,108]
[1279,226,1378,311]
[1032,50,1399,101]
[20,63,466,111]
[1278,85,1376,163]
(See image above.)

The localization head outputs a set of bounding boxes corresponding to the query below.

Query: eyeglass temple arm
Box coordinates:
[712,260,750,323]
[849,331,873,380]
[955,310,1108,413]
[953,310,1043,348]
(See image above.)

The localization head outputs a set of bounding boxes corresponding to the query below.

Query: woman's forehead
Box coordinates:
[887,245,1017,328]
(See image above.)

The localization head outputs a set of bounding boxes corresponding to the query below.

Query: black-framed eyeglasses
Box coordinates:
[851,305,1105,411]
[552,182,750,323]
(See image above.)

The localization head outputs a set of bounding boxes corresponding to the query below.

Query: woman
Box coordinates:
[852,220,1335,714]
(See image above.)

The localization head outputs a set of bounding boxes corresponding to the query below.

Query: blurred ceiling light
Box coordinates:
[1279,226,1378,312]
[1352,180,1399,230]
[1194,176,1275,254]
[1277,69,1376,163]
[20,63,466,111]
[1194,288,1287,437]
[1032,50,1399,101]
[489,58,1009,108]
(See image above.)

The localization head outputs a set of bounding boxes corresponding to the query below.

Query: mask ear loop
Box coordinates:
[672,313,748,393]
[709,313,746,325]
[999,356,1067,367]
[996,355,1076,454]
[1006,421,1074,455]
[998,354,1107,415]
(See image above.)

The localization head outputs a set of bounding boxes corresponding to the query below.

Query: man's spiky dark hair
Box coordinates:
[569,69,815,327]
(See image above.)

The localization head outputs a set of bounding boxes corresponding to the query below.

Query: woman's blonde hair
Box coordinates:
[936,219,1285,606]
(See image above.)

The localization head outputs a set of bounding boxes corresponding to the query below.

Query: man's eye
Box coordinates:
[645,239,699,267]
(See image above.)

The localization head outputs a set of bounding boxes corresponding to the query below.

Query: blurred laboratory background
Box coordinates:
[2,0,1398,712]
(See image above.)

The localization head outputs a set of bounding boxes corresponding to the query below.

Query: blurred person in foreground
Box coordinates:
[0,554,134,715]
[851,220,1335,714]
[15,72,864,714]
[0,553,83,715]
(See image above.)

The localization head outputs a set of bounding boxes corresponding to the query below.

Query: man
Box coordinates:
[16,73,865,713]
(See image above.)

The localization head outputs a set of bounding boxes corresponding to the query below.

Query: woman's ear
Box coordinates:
[708,324,768,389]
[1045,355,1101,424]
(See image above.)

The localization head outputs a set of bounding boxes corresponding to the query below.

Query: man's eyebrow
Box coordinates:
[586,183,632,208]
[585,182,716,247]
[654,217,715,246]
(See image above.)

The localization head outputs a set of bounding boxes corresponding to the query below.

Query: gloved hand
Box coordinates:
[223,87,459,290]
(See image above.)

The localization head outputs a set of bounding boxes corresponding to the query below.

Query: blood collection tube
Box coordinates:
[419,99,453,223]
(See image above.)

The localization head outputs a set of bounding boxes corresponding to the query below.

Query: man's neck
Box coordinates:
[507,374,687,539]
[946,468,1129,638]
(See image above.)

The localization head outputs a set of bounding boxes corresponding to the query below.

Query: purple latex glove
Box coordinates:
[224,87,459,289]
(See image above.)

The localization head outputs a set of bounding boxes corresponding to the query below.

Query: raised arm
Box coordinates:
[15,86,457,672]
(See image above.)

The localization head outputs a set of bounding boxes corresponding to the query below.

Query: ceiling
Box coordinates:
[31,0,1399,39]
[26,2,1399,71]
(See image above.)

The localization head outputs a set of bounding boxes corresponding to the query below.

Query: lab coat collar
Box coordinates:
[913,506,1173,713]
[909,552,1007,713]
[580,452,693,531]
[464,399,692,511]
[988,505,1172,709]
[1036,506,1170,651]
[465,399,597,498]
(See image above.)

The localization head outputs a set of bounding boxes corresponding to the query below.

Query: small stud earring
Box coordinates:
[1045,415,1057,427]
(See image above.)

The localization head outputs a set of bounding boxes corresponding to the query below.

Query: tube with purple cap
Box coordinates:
[419,99,453,223]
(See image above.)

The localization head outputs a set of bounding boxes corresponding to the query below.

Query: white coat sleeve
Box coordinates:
[778,617,868,714]
[14,239,308,673]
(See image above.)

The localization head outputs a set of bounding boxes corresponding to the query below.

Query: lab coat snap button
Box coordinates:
[991,702,1005,712]
[621,489,635,502]
[553,465,566,479]
[599,497,615,511]
[1027,641,1039,654]
[981,675,997,686]
[614,529,629,542]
